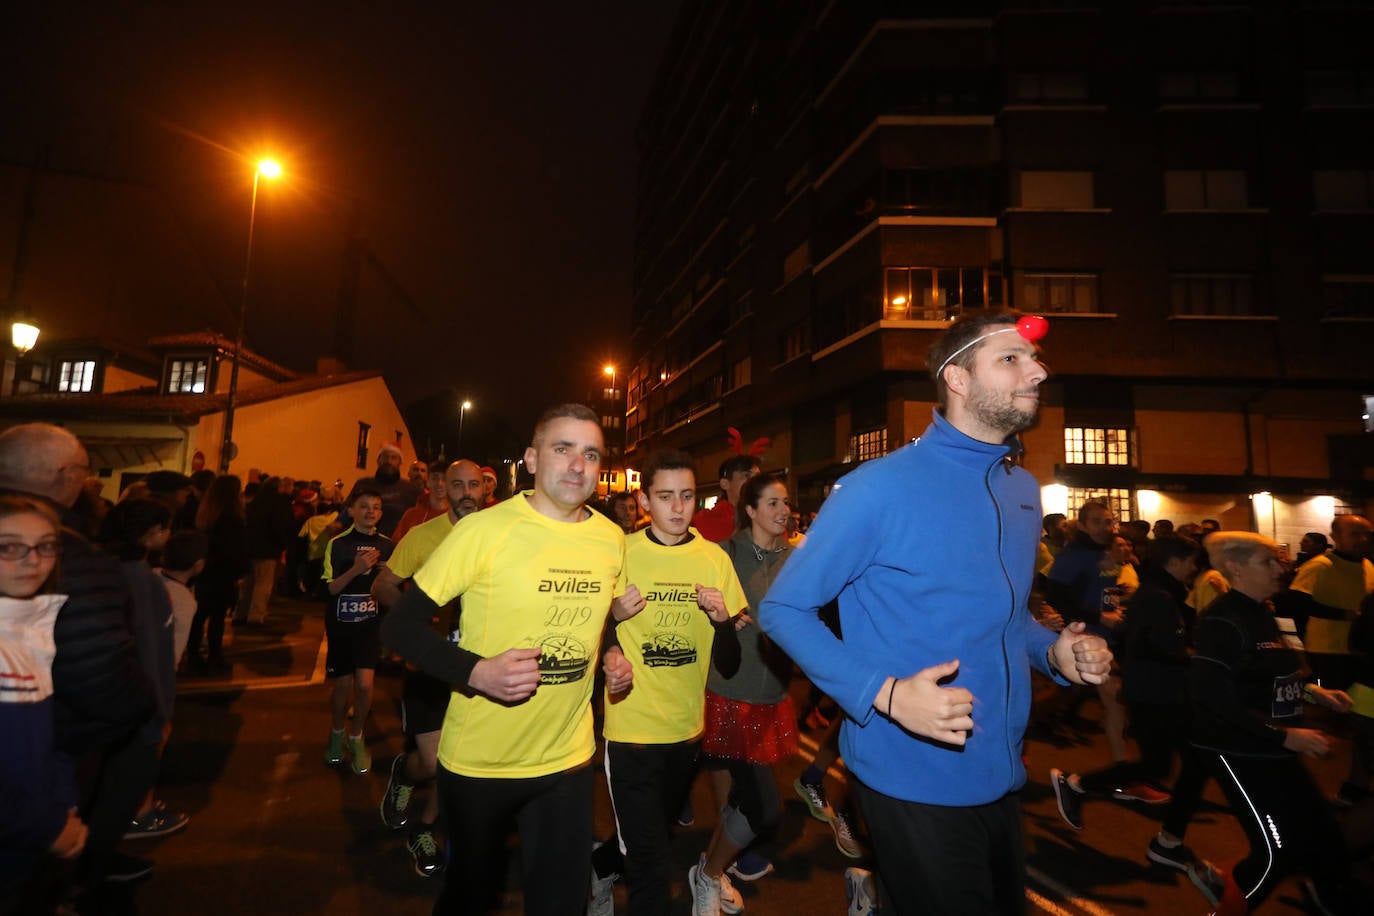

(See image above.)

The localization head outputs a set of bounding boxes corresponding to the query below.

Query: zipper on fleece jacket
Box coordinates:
[986,456,1020,788]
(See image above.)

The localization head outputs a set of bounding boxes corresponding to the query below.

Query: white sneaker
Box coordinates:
[690,857,744,916]
[689,861,721,916]
[845,867,878,916]
[588,841,618,916]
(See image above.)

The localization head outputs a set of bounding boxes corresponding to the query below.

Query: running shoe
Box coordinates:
[793,776,834,823]
[832,810,864,859]
[589,841,620,916]
[1187,859,1226,907]
[125,801,189,840]
[691,855,743,915]
[324,729,344,766]
[407,828,443,878]
[104,852,154,883]
[381,755,413,828]
[1050,768,1084,830]
[845,867,878,916]
[1112,782,1170,805]
[349,734,371,775]
[1145,835,1197,872]
[727,849,773,882]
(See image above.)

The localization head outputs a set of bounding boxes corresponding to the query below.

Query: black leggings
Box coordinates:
[434,762,593,916]
[1206,750,1352,910]
[189,585,234,662]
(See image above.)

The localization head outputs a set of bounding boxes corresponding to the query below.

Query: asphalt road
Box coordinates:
[92,595,1371,915]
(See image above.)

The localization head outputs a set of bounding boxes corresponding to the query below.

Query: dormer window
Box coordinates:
[57,360,96,393]
[166,357,209,394]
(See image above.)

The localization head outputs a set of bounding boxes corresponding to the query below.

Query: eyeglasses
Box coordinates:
[0,541,62,561]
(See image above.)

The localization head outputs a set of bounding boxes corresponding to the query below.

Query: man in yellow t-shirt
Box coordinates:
[381,404,629,916]
[370,458,484,878]
[1289,515,1374,690]
[589,449,745,916]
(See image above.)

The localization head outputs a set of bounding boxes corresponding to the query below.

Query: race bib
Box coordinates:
[337,594,378,624]
[1271,673,1303,719]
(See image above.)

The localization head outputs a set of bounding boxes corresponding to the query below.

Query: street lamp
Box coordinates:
[602,365,618,495]
[10,308,38,355]
[458,400,472,452]
[220,158,282,473]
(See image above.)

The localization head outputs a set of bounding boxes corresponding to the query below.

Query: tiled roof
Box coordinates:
[0,370,383,423]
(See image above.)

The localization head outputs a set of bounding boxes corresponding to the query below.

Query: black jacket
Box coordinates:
[1118,565,1194,706]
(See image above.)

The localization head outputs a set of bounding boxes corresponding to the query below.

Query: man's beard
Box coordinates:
[454,497,479,518]
[966,380,1037,437]
[375,465,400,484]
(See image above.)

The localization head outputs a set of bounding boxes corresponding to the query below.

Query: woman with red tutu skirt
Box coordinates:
[689,474,798,916]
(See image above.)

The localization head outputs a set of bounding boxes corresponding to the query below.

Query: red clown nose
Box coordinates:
[1017,315,1049,341]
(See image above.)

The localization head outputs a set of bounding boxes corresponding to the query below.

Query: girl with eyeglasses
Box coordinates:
[0,495,88,906]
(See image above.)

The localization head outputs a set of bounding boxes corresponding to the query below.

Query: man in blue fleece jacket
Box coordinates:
[760,311,1112,914]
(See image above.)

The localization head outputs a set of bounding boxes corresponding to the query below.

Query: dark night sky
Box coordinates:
[0,2,681,443]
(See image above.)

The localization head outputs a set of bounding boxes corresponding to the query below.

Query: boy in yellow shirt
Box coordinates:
[590,448,746,916]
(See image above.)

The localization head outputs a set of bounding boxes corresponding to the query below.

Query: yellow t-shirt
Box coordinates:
[1291,552,1374,655]
[387,513,457,579]
[604,531,746,745]
[413,492,626,778]
[386,512,461,640]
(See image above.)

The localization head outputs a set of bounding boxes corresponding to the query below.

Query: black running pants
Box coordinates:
[854,778,1025,915]
[434,762,593,916]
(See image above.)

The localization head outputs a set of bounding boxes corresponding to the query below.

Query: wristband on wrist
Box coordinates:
[886,678,897,718]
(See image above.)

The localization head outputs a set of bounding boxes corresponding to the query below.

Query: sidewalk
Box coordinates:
[177,593,329,695]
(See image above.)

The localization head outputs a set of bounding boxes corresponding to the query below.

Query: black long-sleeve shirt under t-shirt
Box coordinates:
[1189,588,1306,758]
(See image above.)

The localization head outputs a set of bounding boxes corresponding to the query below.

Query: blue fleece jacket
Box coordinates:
[760,410,1060,806]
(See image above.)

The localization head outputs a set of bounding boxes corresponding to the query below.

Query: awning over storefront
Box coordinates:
[81,435,185,470]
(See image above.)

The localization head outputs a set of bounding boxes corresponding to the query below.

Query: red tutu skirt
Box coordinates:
[702,690,797,765]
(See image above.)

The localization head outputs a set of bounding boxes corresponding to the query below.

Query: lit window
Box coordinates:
[601,415,622,429]
[167,358,209,394]
[1164,170,1249,210]
[1067,487,1134,523]
[1064,428,1133,466]
[884,267,997,319]
[847,428,888,464]
[57,360,95,393]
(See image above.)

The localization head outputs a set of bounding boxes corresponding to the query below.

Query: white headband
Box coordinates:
[934,326,1018,381]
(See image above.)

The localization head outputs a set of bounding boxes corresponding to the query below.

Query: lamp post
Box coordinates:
[219,158,282,473]
[602,365,617,495]
[458,400,472,452]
